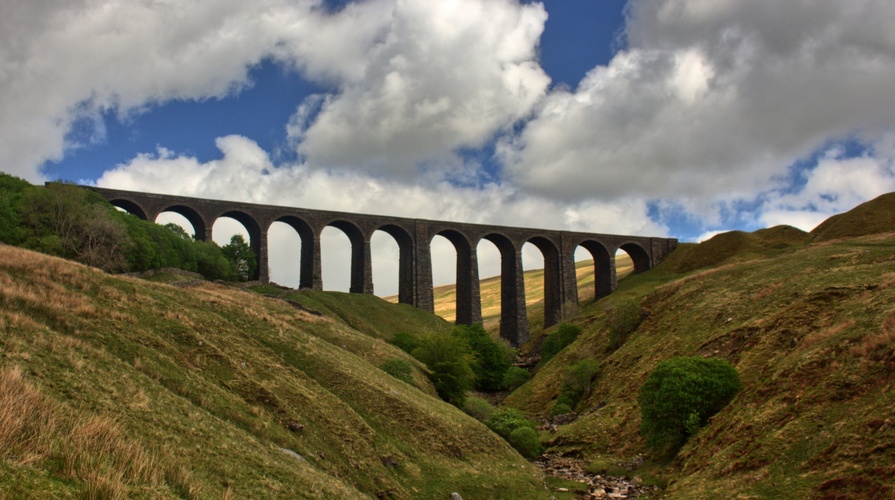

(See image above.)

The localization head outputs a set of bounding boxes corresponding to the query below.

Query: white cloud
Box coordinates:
[290,0,550,178]
[758,139,895,231]
[499,0,895,210]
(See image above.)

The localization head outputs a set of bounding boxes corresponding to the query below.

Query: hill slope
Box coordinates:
[0,245,547,498]
[505,221,895,496]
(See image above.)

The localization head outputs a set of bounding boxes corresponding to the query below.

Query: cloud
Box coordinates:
[498,0,895,211]
[97,135,667,294]
[288,0,550,178]
[758,137,895,231]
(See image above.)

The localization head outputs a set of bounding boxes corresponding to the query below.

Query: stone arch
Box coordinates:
[526,235,562,329]
[215,210,263,281]
[327,220,370,294]
[483,232,528,347]
[376,224,414,303]
[578,240,614,300]
[434,229,481,325]
[159,205,207,241]
[108,198,148,220]
[619,242,651,274]
[273,215,318,290]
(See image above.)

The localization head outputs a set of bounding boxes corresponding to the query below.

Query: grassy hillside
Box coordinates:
[504,208,895,497]
[0,245,549,498]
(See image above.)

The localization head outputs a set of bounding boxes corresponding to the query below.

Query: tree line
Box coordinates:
[0,174,256,281]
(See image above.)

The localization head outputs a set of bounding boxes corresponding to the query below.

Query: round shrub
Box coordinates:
[508,427,543,459]
[550,402,573,417]
[638,356,741,454]
[484,408,533,440]
[502,366,531,391]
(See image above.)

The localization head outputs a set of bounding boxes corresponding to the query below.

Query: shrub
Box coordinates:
[454,324,515,392]
[638,356,741,455]
[463,396,495,422]
[389,332,421,354]
[502,366,531,391]
[508,427,543,459]
[540,323,581,365]
[607,298,644,352]
[549,402,572,417]
[485,408,542,458]
[551,359,600,413]
[411,333,476,407]
[380,358,415,385]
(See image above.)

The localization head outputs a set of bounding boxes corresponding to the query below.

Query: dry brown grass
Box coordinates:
[850,311,895,358]
[0,366,195,498]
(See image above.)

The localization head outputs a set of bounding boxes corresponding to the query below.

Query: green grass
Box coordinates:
[0,245,549,498]
[503,228,895,499]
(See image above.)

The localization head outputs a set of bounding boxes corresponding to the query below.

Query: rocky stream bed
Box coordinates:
[534,454,658,498]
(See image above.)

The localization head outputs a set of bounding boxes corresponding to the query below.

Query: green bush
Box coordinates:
[638,356,741,454]
[453,324,515,392]
[389,332,421,354]
[380,358,415,385]
[540,323,581,365]
[484,408,533,440]
[463,396,495,422]
[485,408,542,458]
[549,402,572,417]
[551,359,600,414]
[411,333,476,407]
[508,427,543,459]
[502,366,531,391]
[607,298,643,352]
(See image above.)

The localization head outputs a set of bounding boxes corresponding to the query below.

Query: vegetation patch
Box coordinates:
[637,356,741,455]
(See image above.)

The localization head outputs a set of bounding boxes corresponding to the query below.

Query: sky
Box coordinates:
[3,0,895,296]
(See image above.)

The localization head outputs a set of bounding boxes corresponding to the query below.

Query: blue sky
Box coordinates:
[3,0,895,293]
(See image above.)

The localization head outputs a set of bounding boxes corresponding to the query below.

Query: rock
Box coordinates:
[277,448,305,462]
[450,493,463,500]
[285,419,304,432]
[557,487,569,492]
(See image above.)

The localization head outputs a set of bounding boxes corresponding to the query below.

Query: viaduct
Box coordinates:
[87,186,677,347]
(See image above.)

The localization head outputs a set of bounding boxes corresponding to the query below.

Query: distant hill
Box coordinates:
[812,192,895,241]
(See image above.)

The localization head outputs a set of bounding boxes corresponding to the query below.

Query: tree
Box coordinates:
[221,234,256,281]
[411,333,476,406]
[453,324,515,392]
[18,184,130,272]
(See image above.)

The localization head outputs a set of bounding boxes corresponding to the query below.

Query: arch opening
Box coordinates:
[157,205,206,240]
[268,220,304,289]
[212,215,257,281]
[619,243,651,275]
[320,225,352,292]
[523,237,561,334]
[109,199,147,220]
[476,237,503,332]
[156,211,196,239]
[371,229,400,299]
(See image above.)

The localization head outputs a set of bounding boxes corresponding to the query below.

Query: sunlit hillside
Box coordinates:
[386,254,634,333]
[0,246,547,499]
